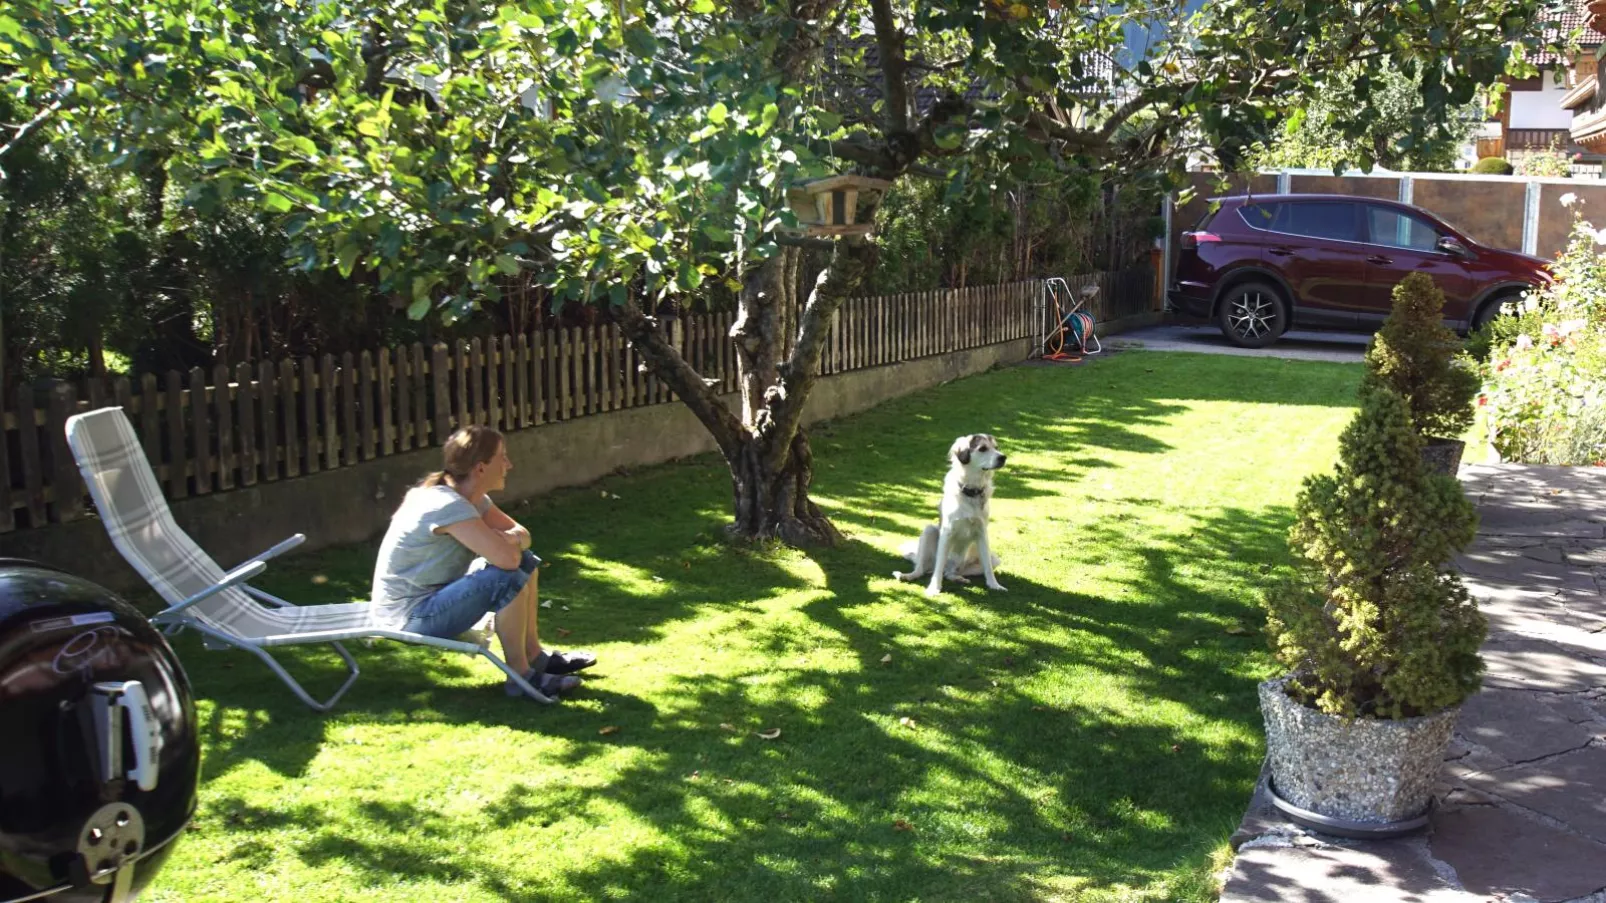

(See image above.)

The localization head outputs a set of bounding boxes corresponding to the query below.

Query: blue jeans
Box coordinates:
[404,550,541,639]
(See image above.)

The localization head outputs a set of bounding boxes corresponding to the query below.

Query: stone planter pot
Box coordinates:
[1259,677,1460,836]
[1420,438,1466,477]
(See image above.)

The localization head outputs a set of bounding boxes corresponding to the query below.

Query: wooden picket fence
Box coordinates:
[0,279,1058,533]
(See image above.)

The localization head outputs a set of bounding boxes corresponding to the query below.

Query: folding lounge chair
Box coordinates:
[64,407,554,710]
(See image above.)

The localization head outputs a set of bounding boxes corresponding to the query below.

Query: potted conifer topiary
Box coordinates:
[1362,272,1481,476]
[1259,384,1485,836]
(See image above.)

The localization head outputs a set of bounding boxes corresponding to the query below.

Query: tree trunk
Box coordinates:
[729,427,842,546]
[617,236,875,548]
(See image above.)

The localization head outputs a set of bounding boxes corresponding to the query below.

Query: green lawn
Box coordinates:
[143,351,1360,902]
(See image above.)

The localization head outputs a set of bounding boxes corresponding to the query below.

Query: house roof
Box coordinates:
[1531,1,1605,65]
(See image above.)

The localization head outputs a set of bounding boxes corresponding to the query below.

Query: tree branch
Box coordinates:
[868,0,911,134]
[760,237,875,471]
[616,299,748,460]
[0,92,68,165]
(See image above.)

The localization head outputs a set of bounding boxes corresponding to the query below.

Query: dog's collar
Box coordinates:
[961,485,986,498]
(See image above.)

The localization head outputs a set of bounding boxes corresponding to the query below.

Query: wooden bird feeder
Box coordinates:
[785,174,894,237]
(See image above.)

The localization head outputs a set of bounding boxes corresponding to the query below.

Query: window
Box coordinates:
[1238,203,1280,231]
[1281,202,1360,242]
[1367,207,1441,252]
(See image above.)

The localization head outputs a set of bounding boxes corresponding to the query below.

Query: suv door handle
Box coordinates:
[1367,255,1393,265]
[1268,246,1294,257]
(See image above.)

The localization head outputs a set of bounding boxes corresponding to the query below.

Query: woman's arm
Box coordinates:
[482,502,531,550]
[440,517,524,570]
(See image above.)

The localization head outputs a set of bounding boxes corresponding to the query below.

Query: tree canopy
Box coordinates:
[0,0,1570,543]
[2,0,1566,318]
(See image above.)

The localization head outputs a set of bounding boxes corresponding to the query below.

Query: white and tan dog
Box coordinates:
[894,433,1008,597]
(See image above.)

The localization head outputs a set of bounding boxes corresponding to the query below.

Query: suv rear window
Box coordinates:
[1239,203,1278,231]
[1237,201,1359,242]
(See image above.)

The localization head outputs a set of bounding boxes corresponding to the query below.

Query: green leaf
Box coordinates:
[407,295,432,319]
[691,0,715,12]
[756,103,779,136]
[336,244,360,278]
[262,192,294,213]
[495,254,521,275]
[708,102,729,125]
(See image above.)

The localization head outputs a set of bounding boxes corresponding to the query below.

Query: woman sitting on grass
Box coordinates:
[370,425,595,700]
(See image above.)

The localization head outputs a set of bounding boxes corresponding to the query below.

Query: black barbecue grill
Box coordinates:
[0,560,200,902]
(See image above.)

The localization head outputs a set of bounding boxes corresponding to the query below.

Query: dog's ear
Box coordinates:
[950,435,973,466]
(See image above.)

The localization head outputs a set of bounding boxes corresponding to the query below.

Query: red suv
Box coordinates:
[1169,194,1551,348]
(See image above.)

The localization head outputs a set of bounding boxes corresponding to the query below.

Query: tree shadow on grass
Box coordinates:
[174,352,1339,782]
[205,503,1296,901]
[152,353,1351,899]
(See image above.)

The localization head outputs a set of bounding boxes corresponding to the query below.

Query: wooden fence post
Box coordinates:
[259,361,279,481]
[501,336,516,430]
[0,394,15,531]
[320,354,339,471]
[236,363,257,487]
[431,343,451,445]
[188,368,211,495]
[302,356,320,475]
[165,373,188,499]
[280,359,299,477]
[214,364,234,491]
[15,386,45,525]
[377,349,393,456]
[45,382,84,521]
[409,344,428,447]
[514,334,530,428]
[358,350,375,461]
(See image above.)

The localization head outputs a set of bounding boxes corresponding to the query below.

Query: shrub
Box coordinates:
[1264,386,1485,719]
[1515,138,1576,179]
[1362,272,1480,440]
[1479,203,1606,465]
[1471,156,1514,175]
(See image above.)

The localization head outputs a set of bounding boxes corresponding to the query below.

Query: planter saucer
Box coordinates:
[1266,779,1433,840]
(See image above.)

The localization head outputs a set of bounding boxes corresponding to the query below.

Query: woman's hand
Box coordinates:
[502,524,532,550]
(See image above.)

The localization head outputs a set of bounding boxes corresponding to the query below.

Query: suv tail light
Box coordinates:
[1181,232,1221,250]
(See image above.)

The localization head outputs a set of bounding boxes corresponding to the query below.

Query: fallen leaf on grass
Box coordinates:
[540,600,553,609]
[719,723,737,732]
[1170,744,1183,753]
[1031,705,1046,712]
[1224,625,1250,636]
[892,819,914,831]
[898,717,917,728]
[554,627,572,638]
[880,653,893,664]
[599,726,620,736]
[756,728,782,740]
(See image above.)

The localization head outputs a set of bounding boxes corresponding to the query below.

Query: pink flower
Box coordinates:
[1516,334,1533,350]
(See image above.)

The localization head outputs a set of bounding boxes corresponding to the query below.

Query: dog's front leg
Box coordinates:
[925,524,952,597]
[976,527,1006,592]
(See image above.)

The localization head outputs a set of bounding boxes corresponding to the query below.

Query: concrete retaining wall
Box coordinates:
[0,338,1032,591]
